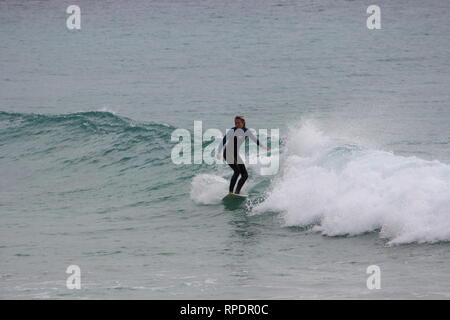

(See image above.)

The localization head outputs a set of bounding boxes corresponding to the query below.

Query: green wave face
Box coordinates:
[0,111,186,211]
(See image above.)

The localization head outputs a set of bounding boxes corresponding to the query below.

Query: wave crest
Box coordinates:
[254,120,450,245]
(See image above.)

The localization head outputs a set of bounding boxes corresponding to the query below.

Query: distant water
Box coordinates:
[1,0,450,299]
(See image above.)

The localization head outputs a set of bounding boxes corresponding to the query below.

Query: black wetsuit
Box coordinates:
[218,127,260,194]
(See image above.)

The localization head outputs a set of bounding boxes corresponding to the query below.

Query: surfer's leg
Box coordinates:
[228,163,240,193]
[234,164,248,194]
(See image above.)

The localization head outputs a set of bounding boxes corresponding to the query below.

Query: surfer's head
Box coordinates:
[234,116,245,129]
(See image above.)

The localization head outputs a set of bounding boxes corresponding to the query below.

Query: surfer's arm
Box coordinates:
[246,129,269,150]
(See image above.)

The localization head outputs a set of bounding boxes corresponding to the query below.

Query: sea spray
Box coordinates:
[254,120,450,245]
[190,174,228,205]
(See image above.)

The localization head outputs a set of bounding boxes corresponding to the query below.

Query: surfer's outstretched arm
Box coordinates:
[246,129,269,150]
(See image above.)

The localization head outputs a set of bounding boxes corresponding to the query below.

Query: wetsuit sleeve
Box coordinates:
[217,128,234,153]
[246,129,261,147]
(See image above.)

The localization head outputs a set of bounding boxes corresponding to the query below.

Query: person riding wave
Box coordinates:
[216,116,269,195]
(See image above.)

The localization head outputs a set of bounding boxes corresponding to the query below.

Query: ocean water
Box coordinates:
[1,0,450,299]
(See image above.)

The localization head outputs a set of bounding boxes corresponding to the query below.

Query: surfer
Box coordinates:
[216,116,269,195]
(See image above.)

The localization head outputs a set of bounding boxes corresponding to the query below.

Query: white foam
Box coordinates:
[190,174,228,205]
[254,120,450,245]
[98,106,117,114]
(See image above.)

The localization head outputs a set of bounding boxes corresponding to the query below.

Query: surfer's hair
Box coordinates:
[234,115,246,127]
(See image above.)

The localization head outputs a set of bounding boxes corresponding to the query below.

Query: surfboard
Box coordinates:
[222,193,248,200]
[222,193,248,210]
